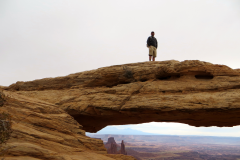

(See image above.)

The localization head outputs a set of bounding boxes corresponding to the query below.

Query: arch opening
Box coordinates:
[87,123,240,159]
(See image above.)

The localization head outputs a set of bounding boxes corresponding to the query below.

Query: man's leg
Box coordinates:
[149,46,153,61]
[152,47,157,61]
[149,56,152,61]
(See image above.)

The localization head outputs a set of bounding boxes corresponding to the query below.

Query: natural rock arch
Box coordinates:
[6,60,240,132]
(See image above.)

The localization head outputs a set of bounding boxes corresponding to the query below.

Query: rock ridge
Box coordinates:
[7,60,239,91]
[4,60,240,133]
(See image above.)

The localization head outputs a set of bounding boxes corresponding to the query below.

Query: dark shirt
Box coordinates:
[147,36,158,48]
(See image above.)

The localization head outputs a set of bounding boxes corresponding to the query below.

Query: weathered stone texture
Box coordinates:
[107,137,117,145]
[6,60,240,133]
[107,143,118,154]
[120,140,127,155]
[0,90,135,160]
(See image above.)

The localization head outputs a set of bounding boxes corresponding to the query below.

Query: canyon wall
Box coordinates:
[0,89,135,160]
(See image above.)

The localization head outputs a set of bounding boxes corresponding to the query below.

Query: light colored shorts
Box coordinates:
[148,46,157,57]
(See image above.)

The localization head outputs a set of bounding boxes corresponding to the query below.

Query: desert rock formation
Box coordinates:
[120,140,127,155]
[5,60,240,133]
[107,143,118,154]
[105,138,127,155]
[105,137,118,151]
[107,137,118,145]
[0,90,135,160]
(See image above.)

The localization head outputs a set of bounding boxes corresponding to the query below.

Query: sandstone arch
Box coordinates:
[6,60,240,132]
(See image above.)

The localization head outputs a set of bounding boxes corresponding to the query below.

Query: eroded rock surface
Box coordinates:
[6,60,240,132]
[0,90,135,160]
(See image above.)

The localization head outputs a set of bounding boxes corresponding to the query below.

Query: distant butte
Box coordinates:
[5,60,240,133]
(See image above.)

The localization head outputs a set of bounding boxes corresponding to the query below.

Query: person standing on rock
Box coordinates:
[147,31,158,61]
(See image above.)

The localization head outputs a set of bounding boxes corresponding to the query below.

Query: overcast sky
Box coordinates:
[1,0,240,136]
[107,122,240,137]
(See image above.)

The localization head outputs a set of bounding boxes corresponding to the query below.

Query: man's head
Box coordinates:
[151,31,155,37]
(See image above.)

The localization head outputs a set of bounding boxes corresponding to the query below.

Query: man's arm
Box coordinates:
[147,37,150,46]
[156,38,158,48]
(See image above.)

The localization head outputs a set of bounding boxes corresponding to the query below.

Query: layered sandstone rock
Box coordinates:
[107,137,117,145]
[0,90,135,160]
[105,137,119,152]
[120,140,127,155]
[105,138,127,155]
[5,60,240,133]
[107,143,118,154]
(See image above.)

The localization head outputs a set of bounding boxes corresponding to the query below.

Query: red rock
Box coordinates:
[7,60,240,132]
[107,137,117,145]
[107,142,118,154]
[120,140,127,155]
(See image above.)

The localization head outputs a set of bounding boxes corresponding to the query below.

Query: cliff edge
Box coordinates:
[0,90,135,159]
